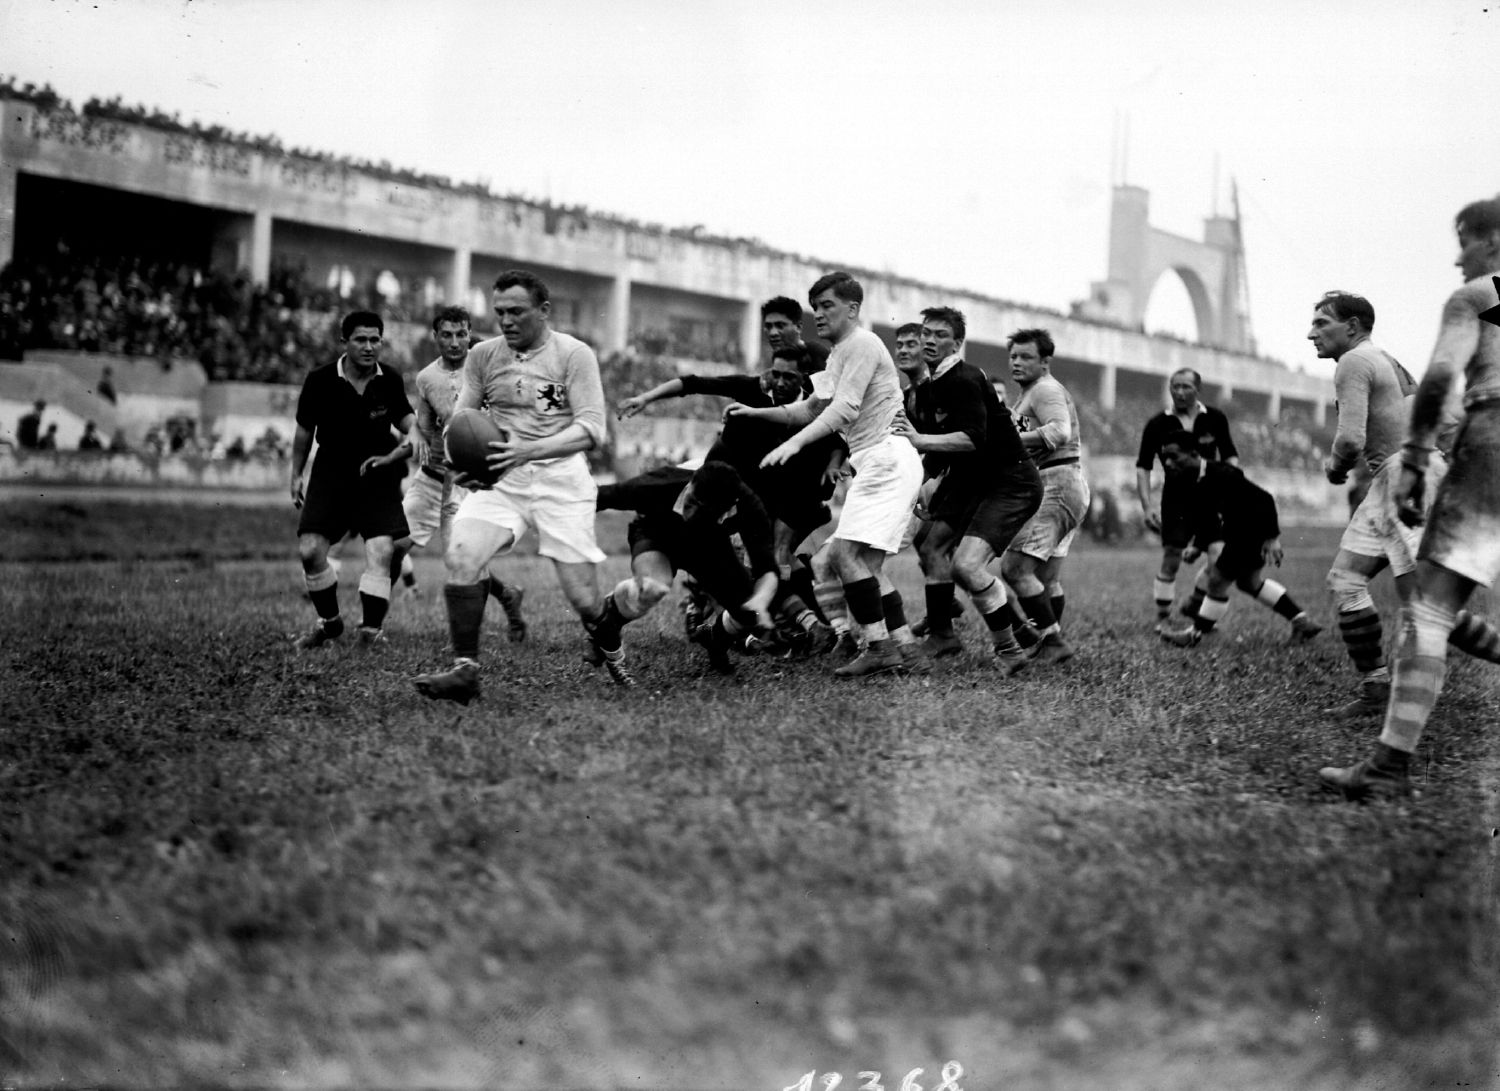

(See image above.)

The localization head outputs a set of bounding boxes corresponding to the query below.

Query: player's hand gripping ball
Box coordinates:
[445,408,509,487]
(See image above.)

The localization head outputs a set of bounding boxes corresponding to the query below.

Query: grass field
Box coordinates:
[2,498,1497,1090]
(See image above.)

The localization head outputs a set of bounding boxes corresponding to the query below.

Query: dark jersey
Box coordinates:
[597,465,778,579]
[909,360,1030,489]
[1137,405,1237,472]
[295,359,413,479]
[679,373,770,407]
[1186,462,1280,549]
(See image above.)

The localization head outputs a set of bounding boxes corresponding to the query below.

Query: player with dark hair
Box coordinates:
[1155,429,1320,646]
[289,310,416,649]
[1000,328,1089,662]
[412,270,623,703]
[761,295,830,373]
[895,306,1042,673]
[1321,196,1500,799]
[390,304,527,638]
[731,271,924,679]
[1136,368,1237,631]
[595,460,781,673]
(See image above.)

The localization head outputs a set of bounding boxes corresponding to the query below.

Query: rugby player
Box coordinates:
[1320,197,1500,799]
[596,460,780,673]
[1310,291,1500,719]
[1136,369,1237,631]
[1155,430,1321,646]
[758,295,830,371]
[999,329,1089,663]
[895,307,1042,674]
[732,271,924,679]
[412,270,623,703]
[289,311,415,648]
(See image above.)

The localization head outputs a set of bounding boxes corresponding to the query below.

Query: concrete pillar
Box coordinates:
[1268,389,1281,421]
[741,299,761,372]
[607,271,631,355]
[448,247,471,307]
[249,210,272,285]
[1099,363,1117,413]
[0,162,16,270]
[1315,399,1327,427]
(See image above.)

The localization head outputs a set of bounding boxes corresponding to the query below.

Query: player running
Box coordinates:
[412,270,625,704]
[1155,431,1321,646]
[392,306,527,640]
[1320,197,1500,799]
[289,311,415,649]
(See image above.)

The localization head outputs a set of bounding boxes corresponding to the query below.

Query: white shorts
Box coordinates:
[454,453,606,565]
[403,468,467,549]
[1339,454,1447,577]
[1010,463,1090,561]
[832,434,924,555]
[1421,405,1500,587]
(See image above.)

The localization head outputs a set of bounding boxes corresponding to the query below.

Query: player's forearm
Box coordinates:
[745,571,779,615]
[1134,469,1153,511]
[290,428,312,479]
[1405,368,1458,458]
[911,432,977,453]
[639,379,684,404]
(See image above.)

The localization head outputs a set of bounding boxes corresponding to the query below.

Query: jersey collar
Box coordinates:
[337,354,385,385]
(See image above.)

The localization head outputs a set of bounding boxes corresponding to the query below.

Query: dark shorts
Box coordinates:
[933,463,1042,553]
[628,514,754,608]
[1212,536,1265,582]
[298,467,410,543]
[1162,481,1223,549]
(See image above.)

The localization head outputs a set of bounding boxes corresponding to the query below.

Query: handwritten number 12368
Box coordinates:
[784,1062,963,1091]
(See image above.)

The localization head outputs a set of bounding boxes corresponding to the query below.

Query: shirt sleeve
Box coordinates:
[1028,382,1072,450]
[680,374,765,404]
[1211,408,1238,461]
[942,371,988,449]
[414,375,437,436]
[456,349,485,412]
[1330,356,1372,468]
[563,342,608,449]
[385,374,414,424]
[808,339,881,436]
[1136,416,1161,471]
[732,490,779,578]
[294,371,320,433]
[1413,286,1484,444]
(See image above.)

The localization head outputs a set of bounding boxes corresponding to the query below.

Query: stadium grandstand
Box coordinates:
[0,76,1337,518]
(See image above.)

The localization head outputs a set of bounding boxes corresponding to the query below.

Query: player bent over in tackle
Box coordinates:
[1155,430,1320,647]
[596,460,780,674]
[1320,197,1500,800]
[894,306,1042,675]
[732,271,924,679]
[413,270,628,705]
[290,311,416,649]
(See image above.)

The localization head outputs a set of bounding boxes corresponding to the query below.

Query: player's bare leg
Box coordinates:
[557,559,634,687]
[1001,551,1072,662]
[484,565,529,642]
[295,532,343,648]
[412,517,514,704]
[1153,544,1186,632]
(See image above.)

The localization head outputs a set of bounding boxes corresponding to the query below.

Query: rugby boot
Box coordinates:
[489,580,529,643]
[1318,744,1413,801]
[993,645,1030,678]
[898,641,933,675]
[832,630,862,661]
[356,624,387,647]
[691,618,736,675]
[1161,625,1205,648]
[1029,631,1076,664]
[920,631,964,660]
[834,640,903,679]
[800,619,838,658]
[1323,679,1390,718]
[294,617,344,649]
[413,658,481,705]
[597,645,637,687]
[1289,613,1324,644]
[911,599,965,637]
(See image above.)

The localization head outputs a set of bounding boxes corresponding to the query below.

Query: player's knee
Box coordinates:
[1326,565,1374,614]
[1405,596,1458,658]
[444,541,486,583]
[297,535,328,570]
[1158,546,1184,580]
[638,576,671,610]
[1233,574,1263,596]
[1045,579,1064,599]
[365,537,395,569]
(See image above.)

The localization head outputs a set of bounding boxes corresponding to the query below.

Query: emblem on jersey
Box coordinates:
[536,382,569,414]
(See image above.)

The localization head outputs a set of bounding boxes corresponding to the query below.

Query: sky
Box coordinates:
[3,0,1498,375]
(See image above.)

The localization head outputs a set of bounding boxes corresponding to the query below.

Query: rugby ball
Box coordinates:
[445,408,509,484]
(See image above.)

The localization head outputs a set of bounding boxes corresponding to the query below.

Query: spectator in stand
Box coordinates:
[17,400,44,448]
[97,365,117,404]
[38,423,58,451]
[78,421,104,450]
[108,428,131,453]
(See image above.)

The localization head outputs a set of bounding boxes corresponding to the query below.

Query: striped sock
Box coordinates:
[1449,610,1500,664]
[815,579,849,633]
[1153,577,1175,620]
[1337,605,1386,674]
[1378,598,1456,753]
